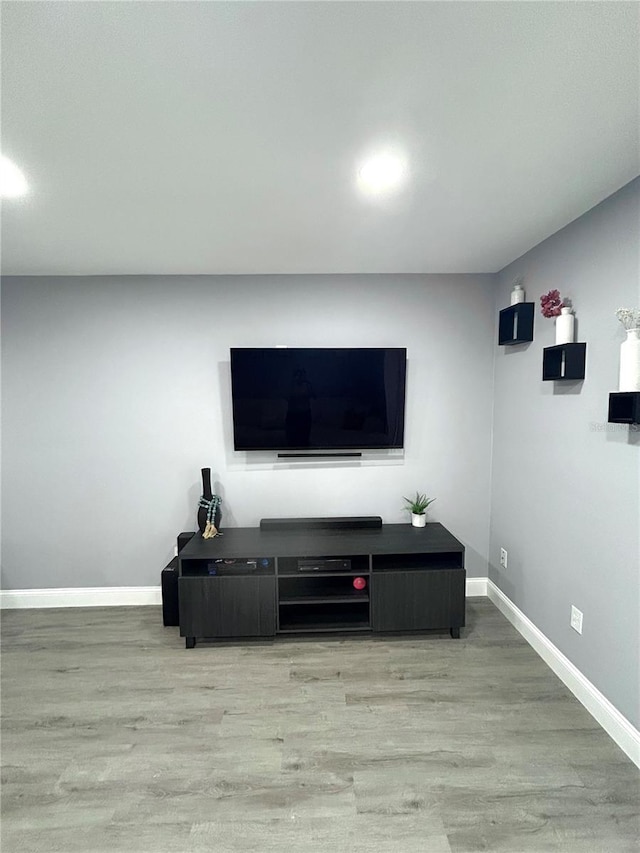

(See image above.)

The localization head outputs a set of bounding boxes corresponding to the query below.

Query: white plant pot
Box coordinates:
[411,513,426,528]
[555,307,575,345]
[619,328,640,392]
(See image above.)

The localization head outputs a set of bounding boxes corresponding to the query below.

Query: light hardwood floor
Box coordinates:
[1,599,638,852]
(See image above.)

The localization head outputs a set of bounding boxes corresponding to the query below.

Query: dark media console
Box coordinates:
[177,518,465,648]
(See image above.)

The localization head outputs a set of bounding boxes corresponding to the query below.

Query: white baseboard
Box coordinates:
[466,577,487,596]
[0,586,162,609]
[487,579,640,768]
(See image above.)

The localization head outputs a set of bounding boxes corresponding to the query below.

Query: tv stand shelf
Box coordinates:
[280,595,369,604]
[177,523,465,647]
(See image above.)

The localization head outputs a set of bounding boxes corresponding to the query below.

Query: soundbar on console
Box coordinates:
[260,516,382,532]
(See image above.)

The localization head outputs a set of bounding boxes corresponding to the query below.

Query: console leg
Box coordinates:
[185,636,196,649]
[450,627,460,639]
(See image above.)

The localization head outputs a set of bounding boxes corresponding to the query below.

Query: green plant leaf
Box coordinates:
[403,491,436,513]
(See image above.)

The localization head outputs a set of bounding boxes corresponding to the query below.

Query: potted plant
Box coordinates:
[403,492,436,528]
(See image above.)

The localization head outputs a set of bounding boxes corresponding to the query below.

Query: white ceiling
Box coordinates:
[1,1,638,276]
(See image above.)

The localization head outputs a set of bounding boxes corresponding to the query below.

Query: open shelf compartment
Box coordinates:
[278,601,370,632]
[498,303,534,345]
[372,552,463,572]
[542,343,586,381]
[608,391,640,424]
[180,557,275,577]
[279,574,369,603]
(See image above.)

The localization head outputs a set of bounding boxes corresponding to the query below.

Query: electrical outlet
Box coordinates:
[173,544,178,557]
[570,605,583,635]
[500,547,508,569]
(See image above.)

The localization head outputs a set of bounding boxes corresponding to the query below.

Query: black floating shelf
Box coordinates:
[608,392,640,425]
[542,343,586,381]
[498,302,534,345]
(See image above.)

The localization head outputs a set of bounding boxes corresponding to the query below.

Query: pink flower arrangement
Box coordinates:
[540,289,565,318]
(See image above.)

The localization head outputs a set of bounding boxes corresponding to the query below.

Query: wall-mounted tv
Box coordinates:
[230,347,407,451]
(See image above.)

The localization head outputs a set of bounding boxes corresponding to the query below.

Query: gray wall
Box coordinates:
[490,178,640,726]
[1,274,495,590]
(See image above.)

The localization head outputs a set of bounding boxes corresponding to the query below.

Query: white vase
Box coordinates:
[619,328,640,392]
[555,307,575,345]
[411,513,426,528]
[510,284,525,305]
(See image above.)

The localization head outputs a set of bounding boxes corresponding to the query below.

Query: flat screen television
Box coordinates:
[230,347,407,451]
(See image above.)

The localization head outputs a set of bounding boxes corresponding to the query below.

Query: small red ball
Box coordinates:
[353,576,366,590]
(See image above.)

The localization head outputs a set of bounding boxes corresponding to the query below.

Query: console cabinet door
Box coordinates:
[371,569,465,632]
[179,576,276,638]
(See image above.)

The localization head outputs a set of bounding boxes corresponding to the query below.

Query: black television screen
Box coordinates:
[230,348,407,451]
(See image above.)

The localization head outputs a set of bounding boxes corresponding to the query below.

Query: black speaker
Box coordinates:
[177,531,195,553]
[260,516,382,531]
[162,557,179,627]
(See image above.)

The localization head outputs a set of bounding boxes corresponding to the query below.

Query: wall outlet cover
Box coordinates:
[570,605,583,635]
[500,547,508,569]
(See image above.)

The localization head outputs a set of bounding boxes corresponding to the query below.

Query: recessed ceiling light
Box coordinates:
[357,151,407,196]
[0,156,28,198]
